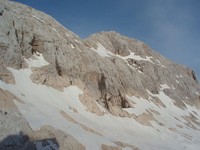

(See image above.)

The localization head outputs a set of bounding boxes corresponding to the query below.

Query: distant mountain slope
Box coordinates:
[0,0,200,150]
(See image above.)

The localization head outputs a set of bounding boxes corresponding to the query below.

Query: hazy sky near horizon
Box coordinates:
[14,0,200,79]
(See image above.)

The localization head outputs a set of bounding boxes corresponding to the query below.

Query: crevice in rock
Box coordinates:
[55,46,58,51]
[12,20,15,27]
[150,87,159,94]
[103,99,109,110]
[0,10,3,16]
[19,61,22,69]
[29,36,37,54]
[119,91,130,108]
[191,70,198,83]
[20,30,24,47]
[97,73,110,109]
[43,77,47,84]
[187,68,198,83]
[55,56,62,76]
[6,31,10,36]
[15,29,19,43]
[98,73,106,94]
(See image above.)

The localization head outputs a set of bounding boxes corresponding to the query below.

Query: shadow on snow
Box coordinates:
[0,131,59,150]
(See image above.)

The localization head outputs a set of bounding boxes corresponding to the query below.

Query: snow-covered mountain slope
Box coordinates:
[0,1,200,150]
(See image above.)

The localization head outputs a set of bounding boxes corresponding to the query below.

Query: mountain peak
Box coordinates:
[1,1,200,150]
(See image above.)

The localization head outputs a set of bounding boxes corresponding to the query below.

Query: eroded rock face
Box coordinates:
[0,66,15,84]
[84,32,200,111]
[1,1,199,117]
[1,1,200,149]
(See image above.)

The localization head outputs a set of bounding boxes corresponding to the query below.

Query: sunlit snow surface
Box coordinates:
[91,42,113,57]
[92,43,154,63]
[0,53,200,150]
[91,43,168,73]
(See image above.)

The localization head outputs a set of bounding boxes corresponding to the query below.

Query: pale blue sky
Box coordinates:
[14,0,200,79]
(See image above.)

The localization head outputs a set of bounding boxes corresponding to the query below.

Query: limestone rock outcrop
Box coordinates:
[1,1,200,150]
[1,1,200,116]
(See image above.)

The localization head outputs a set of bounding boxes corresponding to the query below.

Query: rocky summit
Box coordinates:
[0,0,200,150]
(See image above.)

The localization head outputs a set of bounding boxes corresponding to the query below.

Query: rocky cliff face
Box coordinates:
[1,1,200,150]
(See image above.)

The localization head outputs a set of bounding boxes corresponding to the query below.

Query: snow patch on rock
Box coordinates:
[91,42,113,57]
[25,52,49,68]
[160,84,171,90]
